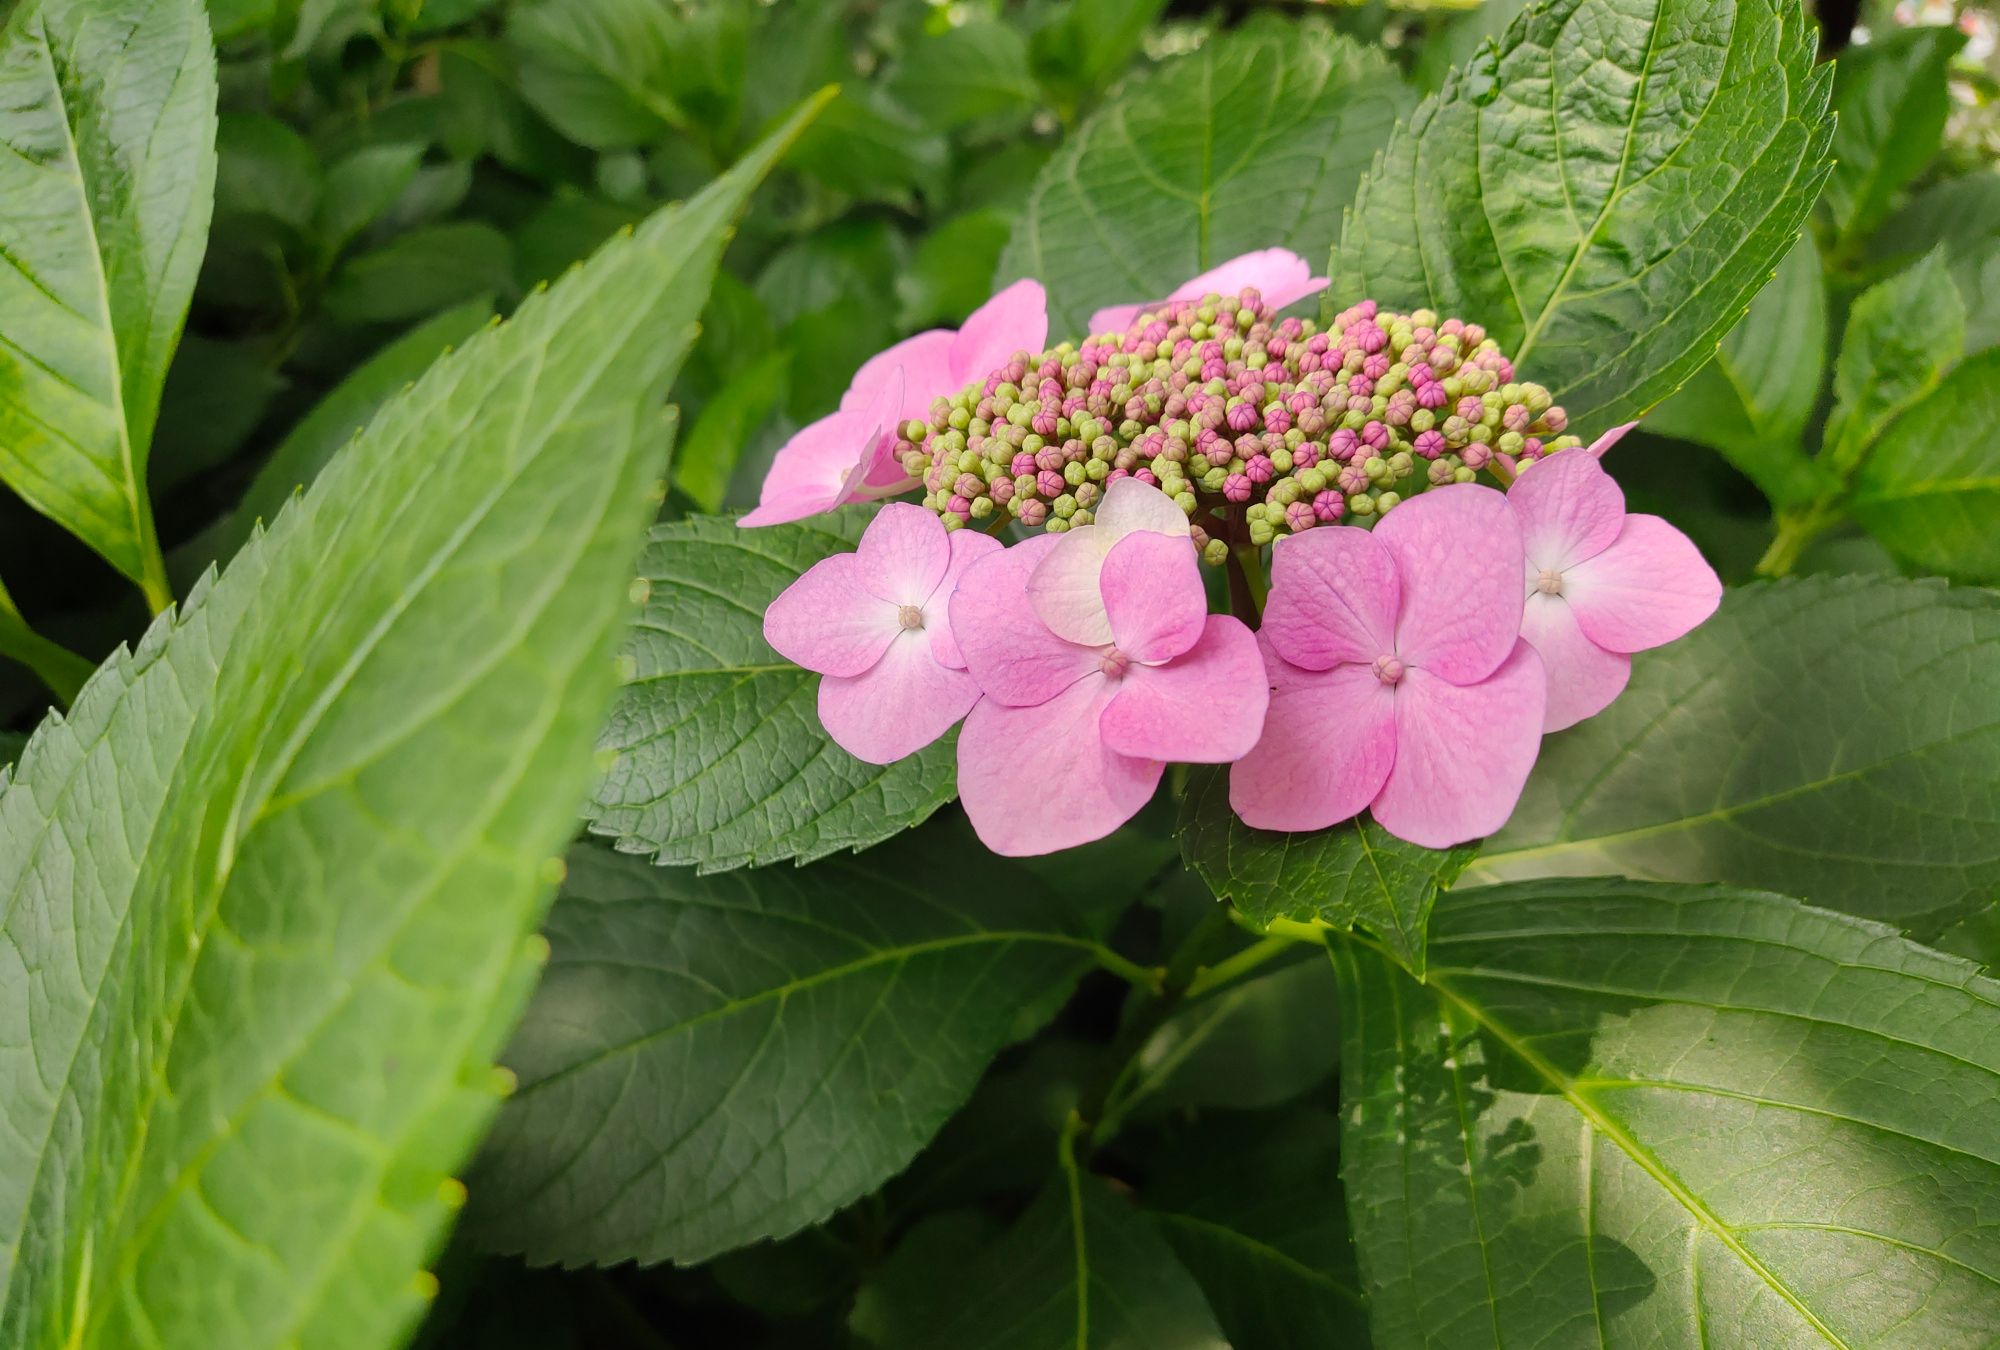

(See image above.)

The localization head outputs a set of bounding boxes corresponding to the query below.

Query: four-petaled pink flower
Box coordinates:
[1507,449,1720,732]
[764,504,1000,763]
[1025,477,1191,647]
[1087,248,1331,336]
[1231,485,1546,848]
[950,529,1268,856]
[742,279,1049,526]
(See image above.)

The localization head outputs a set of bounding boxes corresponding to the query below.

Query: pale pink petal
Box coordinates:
[1508,447,1625,572]
[1520,592,1631,733]
[1372,484,1525,685]
[1100,531,1206,663]
[925,529,1002,670]
[1588,421,1640,458]
[817,629,981,764]
[844,329,954,419]
[1563,514,1722,654]
[1230,657,1397,833]
[855,502,950,606]
[1086,302,1146,336]
[1101,616,1267,763]
[763,553,897,677]
[1260,527,1400,671]
[1169,248,1329,312]
[949,279,1049,387]
[1371,643,1546,848]
[957,679,1162,856]
[1026,479,1189,646]
[949,533,1099,706]
[1094,476,1192,540]
[742,372,904,528]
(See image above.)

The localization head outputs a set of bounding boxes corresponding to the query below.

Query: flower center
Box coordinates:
[1371,655,1405,686]
[1534,568,1564,596]
[898,604,925,630]
[1099,647,1130,679]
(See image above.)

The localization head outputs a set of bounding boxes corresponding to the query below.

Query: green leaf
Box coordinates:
[1477,576,2000,942]
[1823,25,1966,249]
[0,102,819,1350]
[1873,169,2000,264]
[1952,238,2000,357]
[673,347,788,513]
[1030,0,1169,101]
[1849,347,2000,582]
[1121,957,1342,1119]
[214,111,322,233]
[1646,235,1829,507]
[466,832,1102,1267]
[505,0,695,148]
[316,141,426,258]
[897,209,1015,331]
[1334,878,2000,1348]
[1822,248,1964,476]
[1000,22,1412,337]
[586,508,961,872]
[0,575,91,703]
[0,0,217,606]
[888,19,1038,130]
[1178,764,1477,975]
[1147,1109,1371,1350]
[324,222,515,324]
[1331,0,1834,432]
[788,86,947,206]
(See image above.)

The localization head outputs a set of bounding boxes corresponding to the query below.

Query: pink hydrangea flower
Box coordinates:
[1231,485,1546,848]
[742,280,1049,526]
[763,504,1000,763]
[950,530,1267,856]
[1024,477,1191,647]
[1087,248,1331,335]
[1498,419,1638,477]
[1508,448,1721,733]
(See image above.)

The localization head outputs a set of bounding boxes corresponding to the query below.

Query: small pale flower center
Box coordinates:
[1099,647,1130,678]
[898,604,926,630]
[1372,654,1405,686]
[1535,568,1564,596]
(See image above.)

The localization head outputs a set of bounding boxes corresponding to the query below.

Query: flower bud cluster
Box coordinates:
[908,291,1581,555]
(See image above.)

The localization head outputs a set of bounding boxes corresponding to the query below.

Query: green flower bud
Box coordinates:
[948,407,971,431]
[1246,502,1267,523]
[1377,491,1401,513]
[1022,433,1045,455]
[1173,489,1198,514]
[1203,538,1230,566]
[902,450,929,476]
[943,513,965,531]
[1299,466,1328,493]
[1086,458,1110,482]
[1388,451,1413,478]
[1363,455,1389,482]
[1349,493,1376,517]
[1065,461,1088,487]
[1014,473,1038,498]
[1072,508,1095,527]
[1454,466,1477,483]
[1497,431,1525,454]
[1201,466,1228,493]
[1053,493,1078,519]
[1248,518,1276,546]
[970,496,994,519]
[1045,516,1070,533]
[1269,478,1301,507]
[1270,447,1294,474]
[1526,385,1552,415]
[1409,409,1435,434]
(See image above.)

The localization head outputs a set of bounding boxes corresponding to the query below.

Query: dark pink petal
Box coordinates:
[1260,526,1400,671]
[950,279,1049,386]
[844,329,955,420]
[1229,658,1396,833]
[855,502,950,606]
[1588,421,1640,457]
[926,529,1002,670]
[818,631,981,764]
[1101,615,1268,763]
[957,680,1162,856]
[1508,447,1625,572]
[764,553,897,677]
[1100,531,1206,663]
[1371,643,1546,848]
[1564,514,1723,654]
[1520,592,1631,733]
[1027,478,1190,646]
[949,533,1099,707]
[1373,483,1525,684]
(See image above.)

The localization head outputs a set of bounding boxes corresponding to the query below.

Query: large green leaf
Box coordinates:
[586,508,961,872]
[1477,576,2000,943]
[1849,348,2000,583]
[466,832,1104,1267]
[1334,878,2000,1348]
[1331,0,1834,432]
[0,0,217,606]
[1178,764,1477,975]
[1823,25,1966,249]
[999,22,1411,337]
[1822,248,1963,477]
[0,105,818,1350]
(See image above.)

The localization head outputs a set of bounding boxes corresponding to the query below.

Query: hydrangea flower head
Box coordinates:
[949,518,1267,856]
[742,280,1048,526]
[1231,484,1546,848]
[763,504,1000,762]
[1087,247,1330,335]
[1507,448,1721,731]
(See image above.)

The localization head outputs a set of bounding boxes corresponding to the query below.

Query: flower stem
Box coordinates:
[1755,503,1837,578]
[1180,933,1297,1000]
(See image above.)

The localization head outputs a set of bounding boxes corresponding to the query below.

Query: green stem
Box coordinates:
[1180,933,1297,1000]
[1755,502,1837,578]
[1089,944,1167,995]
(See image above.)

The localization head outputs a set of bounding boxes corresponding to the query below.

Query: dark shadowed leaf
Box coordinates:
[1823,25,1966,248]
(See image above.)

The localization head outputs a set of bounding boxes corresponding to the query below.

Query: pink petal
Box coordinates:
[957,679,1162,856]
[844,329,955,420]
[1260,526,1400,672]
[949,533,1099,707]
[1564,514,1723,654]
[1231,659,1397,833]
[1508,447,1625,573]
[1520,592,1631,733]
[1027,479,1190,647]
[763,553,897,677]
[1096,476,1193,539]
[818,630,981,764]
[1371,643,1546,848]
[1100,531,1205,663]
[926,529,1002,670]
[1086,302,1145,336]
[742,372,904,528]
[949,279,1049,387]
[855,503,950,606]
[1101,616,1268,763]
[1372,484,1525,685]
[1588,421,1641,458]
[1170,248,1329,312]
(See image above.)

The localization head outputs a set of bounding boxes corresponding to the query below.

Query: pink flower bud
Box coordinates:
[1264,406,1292,434]
[1295,442,1322,469]
[1338,464,1370,494]
[1223,473,1252,502]
[1462,442,1492,470]
[947,494,972,518]
[1246,454,1275,483]
[990,477,1014,504]
[1409,363,1435,386]
[1285,501,1317,532]
[1135,468,1159,486]
[1328,428,1361,462]
[1456,396,1485,422]
[1035,447,1064,474]
[1361,421,1389,450]
[1417,382,1449,410]
[1017,499,1048,526]
[1362,353,1390,380]
[955,472,984,499]
[1038,469,1065,497]
[1503,403,1532,433]
[1032,411,1059,437]
[1227,402,1258,432]
[1414,429,1447,460]
[1542,407,1568,433]
[1313,489,1345,522]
